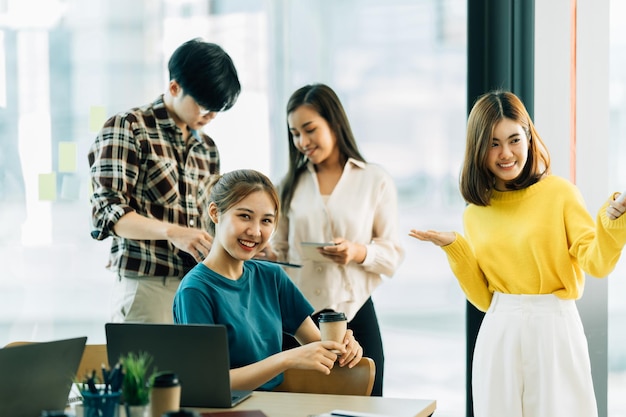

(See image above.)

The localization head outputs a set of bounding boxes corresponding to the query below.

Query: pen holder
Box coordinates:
[81,391,122,417]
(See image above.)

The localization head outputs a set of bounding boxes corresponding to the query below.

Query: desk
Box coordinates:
[195,391,436,417]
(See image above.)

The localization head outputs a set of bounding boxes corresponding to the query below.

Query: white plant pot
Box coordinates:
[123,404,150,417]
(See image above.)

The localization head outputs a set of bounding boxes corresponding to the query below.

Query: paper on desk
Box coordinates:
[201,410,267,417]
[308,410,395,417]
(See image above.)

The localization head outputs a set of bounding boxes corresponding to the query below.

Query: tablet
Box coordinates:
[256,259,302,268]
[300,242,335,262]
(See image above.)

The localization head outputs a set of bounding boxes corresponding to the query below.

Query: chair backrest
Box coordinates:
[4,341,108,382]
[76,344,109,382]
[273,356,375,396]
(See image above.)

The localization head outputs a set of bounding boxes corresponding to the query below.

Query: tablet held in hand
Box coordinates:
[300,242,335,262]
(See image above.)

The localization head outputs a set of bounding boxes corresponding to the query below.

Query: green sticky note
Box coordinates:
[89,105,107,132]
[38,172,57,201]
[58,142,77,173]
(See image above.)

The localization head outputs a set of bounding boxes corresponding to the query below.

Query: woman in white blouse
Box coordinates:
[268,83,404,396]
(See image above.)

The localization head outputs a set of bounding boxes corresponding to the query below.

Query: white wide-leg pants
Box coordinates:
[472,292,598,417]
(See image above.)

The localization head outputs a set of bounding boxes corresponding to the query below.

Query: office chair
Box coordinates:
[273,356,376,396]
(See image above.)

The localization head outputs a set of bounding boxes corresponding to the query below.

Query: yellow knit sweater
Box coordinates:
[442,175,626,312]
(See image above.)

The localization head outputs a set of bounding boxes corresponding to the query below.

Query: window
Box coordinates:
[609,1,626,414]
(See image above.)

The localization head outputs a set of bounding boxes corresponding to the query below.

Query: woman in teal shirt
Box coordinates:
[174,169,362,391]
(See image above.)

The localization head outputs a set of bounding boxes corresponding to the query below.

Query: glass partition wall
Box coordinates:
[8,1,626,416]
[0,1,466,415]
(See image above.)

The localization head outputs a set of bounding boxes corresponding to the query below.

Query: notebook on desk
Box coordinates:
[0,336,87,417]
[105,323,252,408]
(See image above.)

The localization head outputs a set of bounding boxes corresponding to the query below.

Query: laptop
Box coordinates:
[105,323,252,408]
[0,336,87,417]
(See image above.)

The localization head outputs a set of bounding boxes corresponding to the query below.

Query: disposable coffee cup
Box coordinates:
[150,372,181,417]
[318,311,348,353]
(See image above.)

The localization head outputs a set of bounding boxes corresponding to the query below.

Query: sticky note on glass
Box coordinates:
[89,105,107,132]
[60,174,81,201]
[38,172,57,201]
[58,142,77,173]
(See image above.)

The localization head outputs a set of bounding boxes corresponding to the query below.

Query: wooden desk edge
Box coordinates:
[195,391,437,417]
[418,399,437,417]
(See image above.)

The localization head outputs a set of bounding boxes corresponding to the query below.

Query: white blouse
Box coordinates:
[271,158,405,320]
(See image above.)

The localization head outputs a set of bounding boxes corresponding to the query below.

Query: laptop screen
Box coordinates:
[0,336,87,417]
[105,323,251,408]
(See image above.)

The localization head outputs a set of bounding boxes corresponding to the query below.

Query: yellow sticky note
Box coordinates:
[89,106,107,133]
[38,172,57,201]
[58,142,77,173]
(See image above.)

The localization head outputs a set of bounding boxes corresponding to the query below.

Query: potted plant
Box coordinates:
[120,351,156,417]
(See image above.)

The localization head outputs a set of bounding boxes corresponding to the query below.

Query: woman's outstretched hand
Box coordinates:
[607,193,626,220]
[409,229,456,247]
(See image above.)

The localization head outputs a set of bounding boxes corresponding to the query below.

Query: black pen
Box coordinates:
[110,363,123,392]
[101,363,110,392]
[87,370,98,394]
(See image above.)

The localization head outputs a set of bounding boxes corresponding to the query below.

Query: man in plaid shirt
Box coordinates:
[88,39,241,323]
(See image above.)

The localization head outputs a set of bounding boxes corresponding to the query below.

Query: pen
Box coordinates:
[87,370,98,394]
[101,363,109,392]
[110,363,124,392]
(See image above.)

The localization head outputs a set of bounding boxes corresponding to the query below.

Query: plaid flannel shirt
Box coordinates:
[88,95,220,278]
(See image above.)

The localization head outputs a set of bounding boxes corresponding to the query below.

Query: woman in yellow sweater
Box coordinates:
[409,90,626,417]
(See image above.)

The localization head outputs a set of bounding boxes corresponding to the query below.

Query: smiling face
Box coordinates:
[486,117,530,191]
[210,190,276,263]
[288,104,341,168]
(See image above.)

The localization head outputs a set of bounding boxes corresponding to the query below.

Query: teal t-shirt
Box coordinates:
[173,260,314,390]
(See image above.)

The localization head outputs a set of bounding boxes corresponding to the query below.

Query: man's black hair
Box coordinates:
[168,38,241,112]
